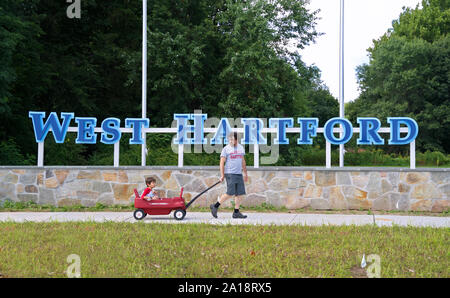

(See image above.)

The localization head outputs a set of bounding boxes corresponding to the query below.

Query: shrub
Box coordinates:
[417,151,450,167]
[0,139,35,165]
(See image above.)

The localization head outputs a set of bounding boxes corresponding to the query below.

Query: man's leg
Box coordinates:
[234,195,245,209]
[232,195,247,219]
[231,174,247,218]
[210,193,232,218]
[218,193,233,204]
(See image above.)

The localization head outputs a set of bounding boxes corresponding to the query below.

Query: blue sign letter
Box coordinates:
[174,114,207,145]
[174,114,190,145]
[269,118,293,145]
[297,118,319,145]
[210,118,232,145]
[192,114,207,145]
[29,111,74,143]
[75,117,97,144]
[101,118,121,144]
[357,118,384,145]
[241,118,267,145]
[125,118,149,145]
[388,117,418,145]
[324,118,353,145]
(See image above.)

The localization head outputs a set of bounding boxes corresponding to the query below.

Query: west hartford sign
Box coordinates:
[29,112,418,146]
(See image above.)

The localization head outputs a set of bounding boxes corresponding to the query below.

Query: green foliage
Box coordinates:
[0,0,335,165]
[417,150,450,167]
[44,134,88,166]
[0,138,35,165]
[146,134,178,165]
[1,199,40,210]
[375,0,450,46]
[344,149,408,167]
[213,0,320,118]
[351,0,450,154]
[0,0,144,163]
[305,86,339,127]
[3,0,446,166]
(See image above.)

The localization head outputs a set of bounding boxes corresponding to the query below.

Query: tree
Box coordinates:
[0,0,42,141]
[214,0,319,118]
[350,0,450,153]
[1,0,332,165]
[374,0,449,46]
[1,0,143,162]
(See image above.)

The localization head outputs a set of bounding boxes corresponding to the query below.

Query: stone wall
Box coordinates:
[0,167,449,212]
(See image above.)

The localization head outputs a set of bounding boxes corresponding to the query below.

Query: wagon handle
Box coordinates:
[185,181,221,209]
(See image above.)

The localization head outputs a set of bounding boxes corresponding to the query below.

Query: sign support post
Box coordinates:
[339,0,345,168]
[37,142,44,167]
[141,0,148,166]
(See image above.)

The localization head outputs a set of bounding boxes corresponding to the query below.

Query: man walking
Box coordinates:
[210,132,248,219]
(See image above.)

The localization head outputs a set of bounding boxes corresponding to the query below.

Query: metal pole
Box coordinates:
[326,141,331,168]
[38,142,44,167]
[178,143,184,167]
[254,143,259,169]
[114,142,120,167]
[141,0,148,166]
[410,140,416,169]
[339,0,345,167]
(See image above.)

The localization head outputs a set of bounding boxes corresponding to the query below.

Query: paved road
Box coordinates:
[0,211,448,227]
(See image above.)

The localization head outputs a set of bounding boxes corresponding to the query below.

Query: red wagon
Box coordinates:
[133,181,221,221]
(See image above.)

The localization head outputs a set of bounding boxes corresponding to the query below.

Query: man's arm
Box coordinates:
[220,157,226,182]
[242,157,248,182]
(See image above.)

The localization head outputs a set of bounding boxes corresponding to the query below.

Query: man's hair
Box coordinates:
[228,132,238,141]
[145,176,156,185]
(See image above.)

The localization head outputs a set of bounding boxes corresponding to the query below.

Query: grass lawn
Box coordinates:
[0,222,448,278]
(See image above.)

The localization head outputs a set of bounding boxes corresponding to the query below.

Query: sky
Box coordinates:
[299,0,422,103]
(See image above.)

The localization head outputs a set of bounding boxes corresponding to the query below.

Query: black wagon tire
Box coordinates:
[174,209,186,221]
[133,209,147,220]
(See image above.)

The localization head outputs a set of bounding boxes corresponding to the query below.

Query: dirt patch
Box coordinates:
[350,265,368,278]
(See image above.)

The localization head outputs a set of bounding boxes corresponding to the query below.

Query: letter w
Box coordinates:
[29,112,74,143]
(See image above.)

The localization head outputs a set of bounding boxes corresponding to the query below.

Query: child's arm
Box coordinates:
[141,188,152,201]
[151,190,159,200]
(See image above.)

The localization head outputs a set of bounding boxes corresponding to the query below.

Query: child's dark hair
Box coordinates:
[145,176,156,186]
[228,132,238,140]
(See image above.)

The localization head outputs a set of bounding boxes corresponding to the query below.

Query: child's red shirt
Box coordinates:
[141,187,156,199]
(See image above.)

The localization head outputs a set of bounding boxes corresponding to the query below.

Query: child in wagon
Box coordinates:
[141,176,160,201]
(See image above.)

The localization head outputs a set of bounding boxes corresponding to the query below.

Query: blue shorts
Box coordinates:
[225,174,246,196]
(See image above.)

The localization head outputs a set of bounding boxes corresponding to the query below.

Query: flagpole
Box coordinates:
[339,0,345,167]
[141,0,147,166]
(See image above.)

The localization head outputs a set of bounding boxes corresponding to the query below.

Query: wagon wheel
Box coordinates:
[133,209,147,220]
[174,209,186,221]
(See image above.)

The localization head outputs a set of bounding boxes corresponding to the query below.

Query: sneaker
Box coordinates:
[210,204,218,218]
[232,211,247,219]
